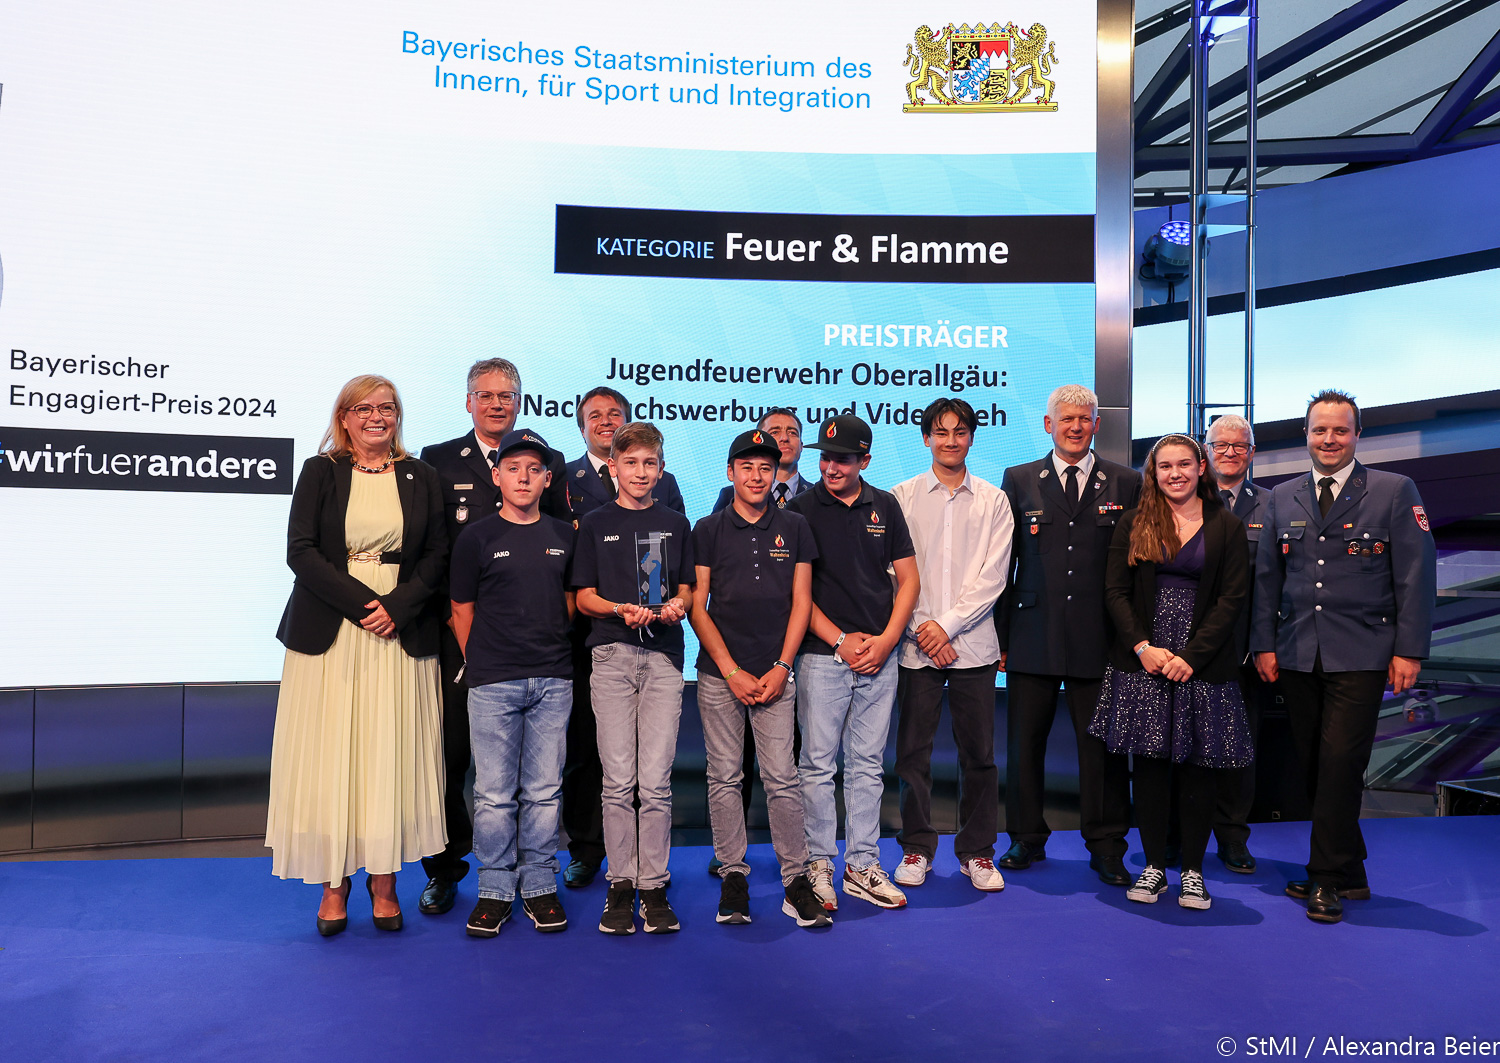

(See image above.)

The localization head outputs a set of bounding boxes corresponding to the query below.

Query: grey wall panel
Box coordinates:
[0,689,34,852]
[33,685,183,849]
[183,683,277,839]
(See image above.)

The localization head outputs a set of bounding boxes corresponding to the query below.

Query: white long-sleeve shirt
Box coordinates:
[892,467,1014,670]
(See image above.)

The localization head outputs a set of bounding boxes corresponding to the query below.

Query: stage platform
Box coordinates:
[3,816,1496,1063]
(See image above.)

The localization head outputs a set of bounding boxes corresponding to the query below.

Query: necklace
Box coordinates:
[351,451,395,474]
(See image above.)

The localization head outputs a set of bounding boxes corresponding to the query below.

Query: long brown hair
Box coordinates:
[1128,433,1219,565]
[318,374,411,460]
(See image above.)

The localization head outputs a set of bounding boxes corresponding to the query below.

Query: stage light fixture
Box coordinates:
[1140,219,1195,283]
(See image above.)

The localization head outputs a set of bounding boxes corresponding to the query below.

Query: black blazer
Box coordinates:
[564,452,686,522]
[275,455,448,658]
[1103,502,1249,683]
[995,453,1142,679]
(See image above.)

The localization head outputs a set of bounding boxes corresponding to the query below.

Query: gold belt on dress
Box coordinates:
[348,550,401,565]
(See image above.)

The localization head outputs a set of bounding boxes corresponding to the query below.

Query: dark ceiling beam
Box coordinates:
[1448,83,1500,135]
[1136,1,1192,46]
[1137,0,1429,145]
[1194,0,1499,141]
[1135,133,1416,172]
[1134,31,1193,127]
[1414,30,1500,148]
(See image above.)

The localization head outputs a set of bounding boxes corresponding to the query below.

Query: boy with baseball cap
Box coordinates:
[449,428,576,938]
[690,429,831,928]
[788,415,920,910]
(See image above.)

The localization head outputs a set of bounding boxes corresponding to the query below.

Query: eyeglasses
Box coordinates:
[347,403,398,419]
[469,390,521,408]
[1208,442,1251,455]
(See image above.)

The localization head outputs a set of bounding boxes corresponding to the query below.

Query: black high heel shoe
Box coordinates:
[317,877,352,937]
[366,875,404,932]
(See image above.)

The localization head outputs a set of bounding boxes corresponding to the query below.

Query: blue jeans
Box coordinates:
[796,651,899,870]
[468,677,573,902]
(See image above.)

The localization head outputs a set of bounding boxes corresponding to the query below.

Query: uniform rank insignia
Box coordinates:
[1097,503,1123,513]
[1248,523,1263,530]
[1413,505,1430,532]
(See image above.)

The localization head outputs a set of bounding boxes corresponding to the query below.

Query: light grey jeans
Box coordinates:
[590,641,684,890]
[697,672,810,886]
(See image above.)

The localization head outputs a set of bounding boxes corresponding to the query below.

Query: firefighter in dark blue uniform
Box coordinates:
[1252,390,1436,924]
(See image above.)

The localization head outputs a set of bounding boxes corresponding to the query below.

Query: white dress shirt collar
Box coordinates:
[1051,450,1095,487]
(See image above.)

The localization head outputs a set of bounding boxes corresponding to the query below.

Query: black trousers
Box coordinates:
[895,663,1000,861]
[1005,671,1131,859]
[422,627,473,883]
[1212,663,1274,848]
[1135,757,1216,872]
[1277,660,1387,889]
[560,622,606,867]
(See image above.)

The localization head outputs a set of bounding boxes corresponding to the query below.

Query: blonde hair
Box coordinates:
[610,421,664,459]
[318,374,411,460]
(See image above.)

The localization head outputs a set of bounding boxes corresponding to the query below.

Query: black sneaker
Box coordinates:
[1178,870,1212,910]
[716,871,751,925]
[638,886,681,933]
[1126,866,1168,904]
[465,898,511,938]
[598,881,636,935]
[782,874,833,928]
[522,892,568,932]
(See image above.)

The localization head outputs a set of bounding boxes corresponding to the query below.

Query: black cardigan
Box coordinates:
[275,454,448,658]
[1103,502,1249,683]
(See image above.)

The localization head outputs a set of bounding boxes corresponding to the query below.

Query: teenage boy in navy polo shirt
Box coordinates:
[573,422,696,935]
[788,415,920,911]
[690,429,831,929]
[449,429,575,938]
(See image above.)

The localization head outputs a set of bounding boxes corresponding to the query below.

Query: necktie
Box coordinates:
[774,483,788,509]
[1063,465,1080,505]
[486,449,498,467]
[1220,489,1234,510]
[600,463,617,500]
[1318,476,1336,518]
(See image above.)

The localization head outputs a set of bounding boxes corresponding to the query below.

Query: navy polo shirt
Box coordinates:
[571,502,696,669]
[691,503,819,678]
[788,479,915,656]
[449,514,575,687]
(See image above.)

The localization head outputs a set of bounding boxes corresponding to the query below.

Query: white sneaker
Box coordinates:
[808,858,838,911]
[842,864,908,909]
[892,852,930,887]
[961,856,1006,892]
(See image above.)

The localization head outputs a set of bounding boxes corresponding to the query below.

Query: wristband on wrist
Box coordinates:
[833,632,847,652]
[773,660,793,674]
[724,666,742,679]
[613,602,622,617]
[1134,642,1149,656]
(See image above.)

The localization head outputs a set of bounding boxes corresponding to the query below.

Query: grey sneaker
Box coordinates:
[808,858,838,911]
[841,864,908,909]
[1127,866,1168,904]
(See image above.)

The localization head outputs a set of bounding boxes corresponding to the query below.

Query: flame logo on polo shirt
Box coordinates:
[870,510,880,524]
[774,534,785,548]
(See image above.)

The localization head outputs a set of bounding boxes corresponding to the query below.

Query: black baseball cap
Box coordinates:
[727,428,783,464]
[810,414,872,455]
[495,428,555,464]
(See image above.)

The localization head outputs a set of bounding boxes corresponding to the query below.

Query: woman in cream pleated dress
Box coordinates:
[267,375,448,935]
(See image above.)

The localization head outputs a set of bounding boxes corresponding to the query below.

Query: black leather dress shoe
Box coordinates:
[1089,854,1130,887]
[419,877,459,915]
[1285,879,1370,901]
[564,858,600,889]
[1217,842,1257,874]
[997,841,1047,871]
[1306,884,1344,923]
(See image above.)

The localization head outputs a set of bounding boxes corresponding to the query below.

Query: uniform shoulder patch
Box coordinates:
[1413,505,1430,532]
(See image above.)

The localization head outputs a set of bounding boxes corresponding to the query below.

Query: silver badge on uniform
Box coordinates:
[460,447,472,457]
[1039,469,1050,479]
[456,506,469,523]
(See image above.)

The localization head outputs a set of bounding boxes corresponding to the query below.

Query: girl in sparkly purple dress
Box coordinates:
[1089,434,1253,910]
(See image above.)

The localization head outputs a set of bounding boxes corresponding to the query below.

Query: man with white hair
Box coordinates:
[995,384,1140,886]
[1205,413,1269,873]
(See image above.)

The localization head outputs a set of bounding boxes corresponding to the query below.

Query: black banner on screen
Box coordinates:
[0,426,294,494]
[555,206,1094,284]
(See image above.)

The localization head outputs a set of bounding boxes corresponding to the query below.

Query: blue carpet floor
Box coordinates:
[3,816,1496,1063]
